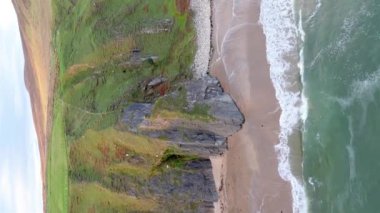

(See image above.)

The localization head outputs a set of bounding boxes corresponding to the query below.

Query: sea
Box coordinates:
[261,0,380,212]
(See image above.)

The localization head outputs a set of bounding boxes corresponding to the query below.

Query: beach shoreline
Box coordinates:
[209,0,293,212]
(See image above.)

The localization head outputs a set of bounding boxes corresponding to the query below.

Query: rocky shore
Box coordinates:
[120,75,243,211]
[116,1,245,211]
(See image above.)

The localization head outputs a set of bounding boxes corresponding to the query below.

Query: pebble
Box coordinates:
[190,0,211,78]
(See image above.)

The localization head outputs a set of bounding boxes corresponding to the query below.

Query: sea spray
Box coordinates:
[259,0,308,212]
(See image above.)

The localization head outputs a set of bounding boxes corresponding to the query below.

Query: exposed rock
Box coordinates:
[140,127,227,156]
[185,75,244,131]
[105,159,217,212]
[121,75,244,156]
[130,48,141,62]
[121,103,153,132]
[149,160,216,200]
[119,48,159,67]
[149,159,217,212]
[147,77,166,88]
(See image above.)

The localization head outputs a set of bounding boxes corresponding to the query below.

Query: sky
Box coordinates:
[0,0,44,213]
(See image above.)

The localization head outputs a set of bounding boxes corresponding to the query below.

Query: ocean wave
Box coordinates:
[332,68,380,110]
[351,70,380,102]
[260,0,308,212]
[298,10,308,124]
[305,0,322,24]
[328,4,372,56]
[347,116,357,180]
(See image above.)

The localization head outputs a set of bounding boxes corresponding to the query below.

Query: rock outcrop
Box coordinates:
[121,75,244,157]
[119,74,243,211]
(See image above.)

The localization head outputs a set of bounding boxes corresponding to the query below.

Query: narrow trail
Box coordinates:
[57,98,119,115]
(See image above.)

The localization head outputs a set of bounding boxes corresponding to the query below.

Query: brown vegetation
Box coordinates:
[176,0,190,14]
[12,0,52,211]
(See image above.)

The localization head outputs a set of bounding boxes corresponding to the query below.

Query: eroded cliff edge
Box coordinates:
[118,75,244,211]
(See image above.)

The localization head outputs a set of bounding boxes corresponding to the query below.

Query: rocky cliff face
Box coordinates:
[39,0,245,212]
[119,75,244,211]
[122,75,244,156]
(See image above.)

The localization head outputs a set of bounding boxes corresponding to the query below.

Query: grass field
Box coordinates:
[47,102,68,213]
[69,128,168,182]
[70,183,158,212]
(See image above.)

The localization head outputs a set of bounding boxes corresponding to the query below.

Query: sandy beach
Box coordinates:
[210,0,293,212]
[12,0,52,211]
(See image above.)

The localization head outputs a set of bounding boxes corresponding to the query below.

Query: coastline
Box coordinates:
[210,0,293,212]
[10,0,298,211]
[12,0,52,211]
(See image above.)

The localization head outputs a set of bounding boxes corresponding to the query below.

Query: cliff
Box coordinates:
[12,0,245,212]
[118,75,243,211]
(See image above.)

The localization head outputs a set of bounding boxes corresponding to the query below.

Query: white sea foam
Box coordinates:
[329,5,372,56]
[305,0,322,24]
[347,116,357,180]
[190,0,211,78]
[298,10,308,123]
[260,0,308,212]
[333,68,380,110]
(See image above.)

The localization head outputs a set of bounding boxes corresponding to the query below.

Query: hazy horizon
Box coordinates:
[0,1,43,213]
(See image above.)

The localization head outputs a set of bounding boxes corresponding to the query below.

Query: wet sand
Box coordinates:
[12,0,53,211]
[210,0,293,212]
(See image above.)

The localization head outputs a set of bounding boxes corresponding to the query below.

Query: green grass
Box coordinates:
[53,0,195,78]
[69,128,168,182]
[156,147,199,170]
[70,183,157,213]
[152,86,188,113]
[152,87,214,122]
[52,0,196,140]
[47,102,69,213]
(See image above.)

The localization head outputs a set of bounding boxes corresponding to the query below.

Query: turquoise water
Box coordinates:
[302,0,380,212]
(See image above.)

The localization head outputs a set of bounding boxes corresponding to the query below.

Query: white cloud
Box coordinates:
[0,1,44,213]
[0,159,42,213]
[0,161,10,197]
[0,23,25,117]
